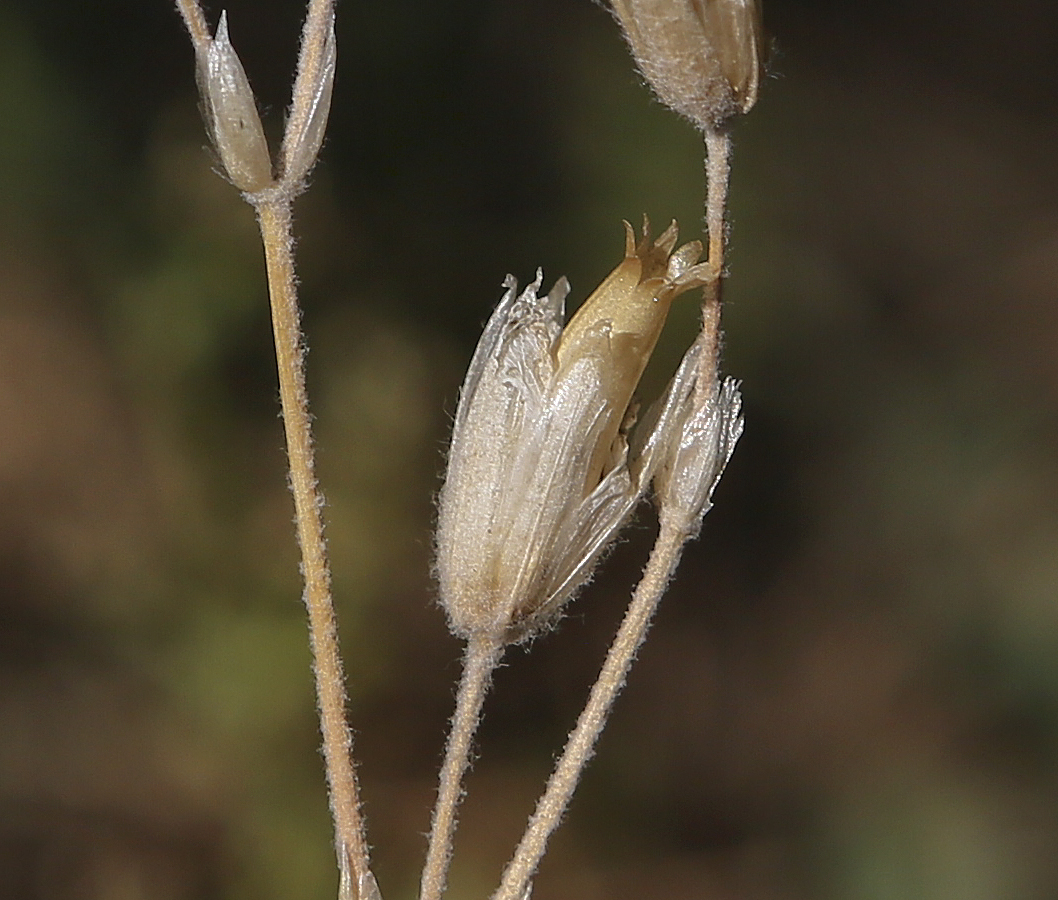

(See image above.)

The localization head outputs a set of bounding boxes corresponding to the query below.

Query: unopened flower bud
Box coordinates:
[197,11,274,192]
[649,336,743,537]
[609,0,764,129]
[436,221,710,642]
[280,10,337,186]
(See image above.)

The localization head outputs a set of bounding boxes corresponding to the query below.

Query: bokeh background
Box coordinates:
[1,0,1058,898]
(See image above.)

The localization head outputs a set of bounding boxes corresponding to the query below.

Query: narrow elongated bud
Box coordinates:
[197,11,274,192]
[280,10,337,185]
[649,336,743,537]
[609,0,764,129]
[436,221,710,642]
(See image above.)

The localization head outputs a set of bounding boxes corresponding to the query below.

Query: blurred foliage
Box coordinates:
[0,0,1057,899]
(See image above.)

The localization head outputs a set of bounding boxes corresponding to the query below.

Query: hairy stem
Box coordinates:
[420,633,505,900]
[173,0,209,54]
[491,519,690,900]
[703,127,732,309]
[256,198,372,894]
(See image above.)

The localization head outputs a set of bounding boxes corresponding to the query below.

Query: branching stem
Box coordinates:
[175,0,369,894]
[491,518,690,900]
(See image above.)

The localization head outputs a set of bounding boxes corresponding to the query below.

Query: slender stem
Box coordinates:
[703,128,732,310]
[491,519,690,900]
[256,198,372,894]
[693,295,722,410]
[173,0,210,55]
[420,634,506,900]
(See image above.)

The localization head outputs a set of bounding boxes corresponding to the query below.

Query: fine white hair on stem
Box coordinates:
[490,519,689,900]
[419,634,505,900]
[704,127,731,305]
[173,0,209,55]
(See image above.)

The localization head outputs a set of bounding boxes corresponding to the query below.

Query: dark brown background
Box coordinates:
[0,1,1057,898]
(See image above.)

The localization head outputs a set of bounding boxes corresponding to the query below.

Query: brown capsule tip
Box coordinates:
[703,0,764,115]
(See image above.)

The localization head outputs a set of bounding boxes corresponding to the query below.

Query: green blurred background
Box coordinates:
[1,0,1057,898]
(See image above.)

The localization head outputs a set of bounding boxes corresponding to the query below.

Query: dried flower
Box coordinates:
[436,221,711,642]
[609,0,764,130]
[196,11,274,192]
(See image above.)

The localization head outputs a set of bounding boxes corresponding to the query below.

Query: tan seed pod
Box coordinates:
[609,0,764,129]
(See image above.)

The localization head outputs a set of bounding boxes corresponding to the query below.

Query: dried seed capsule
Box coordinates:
[436,221,711,642]
[609,0,764,129]
[556,220,709,491]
